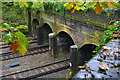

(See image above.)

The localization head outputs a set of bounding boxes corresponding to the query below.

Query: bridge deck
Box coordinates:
[73,39,120,79]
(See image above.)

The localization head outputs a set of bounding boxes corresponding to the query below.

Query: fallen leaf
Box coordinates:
[78,65,91,70]
[116,47,120,50]
[110,34,119,37]
[77,66,85,68]
[98,62,109,70]
[102,43,107,45]
[86,71,91,73]
[102,46,112,50]
[84,65,91,70]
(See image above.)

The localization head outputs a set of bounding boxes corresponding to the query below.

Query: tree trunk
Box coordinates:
[28,8,32,36]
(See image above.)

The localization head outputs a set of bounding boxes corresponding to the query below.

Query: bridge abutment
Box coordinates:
[49,33,57,58]
[70,44,97,77]
[36,27,44,45]
[70,45,80,76]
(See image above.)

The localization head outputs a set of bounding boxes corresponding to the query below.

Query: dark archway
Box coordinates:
[78,44,97,66]
[41,23,52,45]
[32,19,39,36]
[56,31,75,55]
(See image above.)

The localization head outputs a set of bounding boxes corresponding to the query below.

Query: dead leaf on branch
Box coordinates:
[98,62,109,70]
[106,2,115,7]
[12,42,17,54]
[9,42,17,54]
[71,8,75,13]
[94,2,103,14]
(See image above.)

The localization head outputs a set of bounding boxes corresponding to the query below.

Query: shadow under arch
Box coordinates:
[32,19,39,36]
[78,44,97,66]
[38,23,53,45]
[56,31,75,55]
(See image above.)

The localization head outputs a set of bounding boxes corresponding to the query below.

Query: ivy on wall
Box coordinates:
[93,20,120,54]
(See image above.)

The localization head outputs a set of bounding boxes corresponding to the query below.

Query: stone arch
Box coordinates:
[39,23,53,45]
[56,31,75,55]
[78,44,97,66]
[57,30,76,45]
[32,19,39,36]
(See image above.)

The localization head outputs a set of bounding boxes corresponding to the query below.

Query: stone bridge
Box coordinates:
[31,11,106,47]
[30,10,119,76]
[30,10,119,48]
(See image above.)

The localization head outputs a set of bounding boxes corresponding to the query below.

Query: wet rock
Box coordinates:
[73,70,92,79]
[86,60,100,72]
[73,39,120,79]
[91,71,110,78]
[106,70,119,78]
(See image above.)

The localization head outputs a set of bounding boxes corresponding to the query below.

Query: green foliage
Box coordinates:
[3,32,12,43]
[16,25,28,30]
[93,20,120,54]
[1,23,29,45]
[15,31,29,47]
[65,71,72,78]
[2,23,10,29]
[31,2,44,12]
[1,23,29,55]
[64,2,120,14]
[103,30,115,36]
[2,3,27,25]
[13,2,33,8]
[2,23,28,32]
[54,2,65,15]
[107,26,118,30]
[43,2,65,15]
[97,59,103,62]
[116,21,120,26]
[24,2,33,8]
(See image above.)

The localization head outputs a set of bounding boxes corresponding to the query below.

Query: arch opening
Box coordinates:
[78,44,97,66]
[56,31,75,55]
[32,19,39,36]
[41,23,52,44]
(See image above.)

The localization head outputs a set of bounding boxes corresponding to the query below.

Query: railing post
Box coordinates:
[70,45,79,77]
[49,33,57,58]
